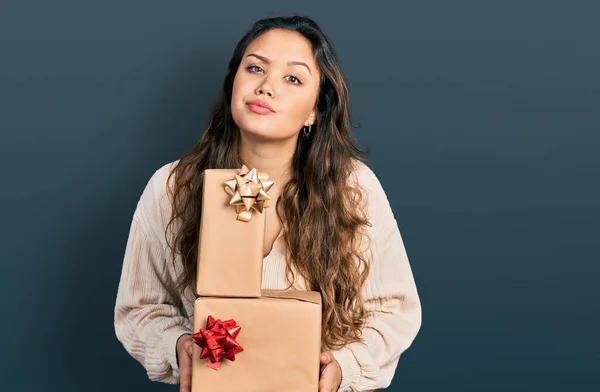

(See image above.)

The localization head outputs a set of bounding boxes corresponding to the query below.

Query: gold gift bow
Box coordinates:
[223,165,274,222]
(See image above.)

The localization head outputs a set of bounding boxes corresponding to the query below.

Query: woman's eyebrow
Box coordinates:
[246,53,312,75]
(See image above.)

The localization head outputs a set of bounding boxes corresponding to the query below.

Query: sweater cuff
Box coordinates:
[162,327,192,377]
[332,347,361,392]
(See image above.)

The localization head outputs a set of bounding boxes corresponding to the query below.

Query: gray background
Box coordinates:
[1,0,598,391]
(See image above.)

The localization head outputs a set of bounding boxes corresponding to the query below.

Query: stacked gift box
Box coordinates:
[191,166,323,392]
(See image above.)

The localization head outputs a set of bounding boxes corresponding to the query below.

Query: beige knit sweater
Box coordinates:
[114,159,421,391]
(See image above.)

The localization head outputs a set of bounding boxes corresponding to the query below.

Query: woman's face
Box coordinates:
[231,29,321,142]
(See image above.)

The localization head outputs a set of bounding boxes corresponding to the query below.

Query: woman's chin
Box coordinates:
[239,127,277,140]
[235,116,298,141]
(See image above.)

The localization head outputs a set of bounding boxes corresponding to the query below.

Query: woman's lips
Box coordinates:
[247,100,275,114]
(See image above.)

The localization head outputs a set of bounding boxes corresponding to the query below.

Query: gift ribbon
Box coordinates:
[224,165,274,222]
[192,315,244,370]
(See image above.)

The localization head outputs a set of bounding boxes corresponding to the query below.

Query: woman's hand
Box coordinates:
[319,351,342,392]
[176,334,194,392]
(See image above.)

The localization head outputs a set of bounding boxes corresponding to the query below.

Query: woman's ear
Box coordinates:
[305,107,318,127]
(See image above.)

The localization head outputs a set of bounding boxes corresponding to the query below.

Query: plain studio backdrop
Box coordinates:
[1,1,598,391]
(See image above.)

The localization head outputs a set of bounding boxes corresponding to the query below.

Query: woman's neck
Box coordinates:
[238,135,295,187]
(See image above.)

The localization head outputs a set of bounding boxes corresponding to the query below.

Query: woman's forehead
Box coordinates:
[244,29,316,65]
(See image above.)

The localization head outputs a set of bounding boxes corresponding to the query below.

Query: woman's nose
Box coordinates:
[256,77,275,97]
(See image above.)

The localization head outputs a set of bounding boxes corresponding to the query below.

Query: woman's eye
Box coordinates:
[286,75,302,85]
[247,65,264,73]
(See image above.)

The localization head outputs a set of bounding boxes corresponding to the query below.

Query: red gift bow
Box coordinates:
[192,315,244,370]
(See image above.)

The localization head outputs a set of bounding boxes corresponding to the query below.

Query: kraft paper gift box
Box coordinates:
[196,167,274,298]
[191,289,322,392]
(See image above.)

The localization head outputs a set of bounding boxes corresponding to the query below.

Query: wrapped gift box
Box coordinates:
[191,289,322,392]
[196,167,273,298]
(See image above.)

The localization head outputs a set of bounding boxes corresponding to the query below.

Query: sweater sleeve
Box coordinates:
[114,164,193,384]
[331,163,422,391]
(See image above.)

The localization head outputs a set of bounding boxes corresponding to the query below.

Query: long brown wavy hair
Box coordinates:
[165,15,371,350]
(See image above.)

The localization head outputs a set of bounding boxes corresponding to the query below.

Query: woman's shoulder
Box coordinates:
[135,159,180,230]
[349,158,396,226]
[349,158,387,196]
[151,159,180,189]
[144,159,181,196]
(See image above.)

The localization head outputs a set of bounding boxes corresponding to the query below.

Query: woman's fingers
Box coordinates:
[178,353,192,392]
[319,379,334,392]
[319,352,342,392]
[178,335,194,392]
[318,363,336,392]
[319,352,335,391]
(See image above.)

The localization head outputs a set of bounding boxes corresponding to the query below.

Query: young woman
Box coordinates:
[114,15,421,392]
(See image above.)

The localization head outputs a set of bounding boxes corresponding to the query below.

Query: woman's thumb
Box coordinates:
[320,352,332,364]
[185,341,194,358]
